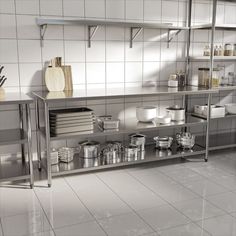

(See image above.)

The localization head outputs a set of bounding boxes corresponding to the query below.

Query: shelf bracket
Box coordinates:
[167,29,181,48]
[88,25,99,48]
[130,27,143,48]
[40,24,47,47]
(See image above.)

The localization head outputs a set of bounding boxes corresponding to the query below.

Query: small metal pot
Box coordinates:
[130,133,146,152]
[166,105,185,121]
[153,136,173,149]
[79,141,100,159]
[125,144,138,161]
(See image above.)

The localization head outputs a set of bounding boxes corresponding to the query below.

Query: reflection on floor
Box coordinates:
[1,149,236,236]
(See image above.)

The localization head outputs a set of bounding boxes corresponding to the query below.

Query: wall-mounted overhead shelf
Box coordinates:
[190,56,236,61]
[36,17,188,48]
[191,24,236,31]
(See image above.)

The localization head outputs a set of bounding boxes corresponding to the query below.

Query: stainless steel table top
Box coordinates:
[32,86,218,102]
[0,92,33,105]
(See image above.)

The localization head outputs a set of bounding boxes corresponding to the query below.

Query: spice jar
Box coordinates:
[168,74,178,87]
[203,45,210,56]
[224,44,233,56]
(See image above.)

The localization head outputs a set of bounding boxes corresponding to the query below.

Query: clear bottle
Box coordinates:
[218,45,224,56]
[228,72,235,86]
[214,45,219,56]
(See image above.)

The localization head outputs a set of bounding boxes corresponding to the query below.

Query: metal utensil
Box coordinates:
[0,77,7,87]
[0,66,4,75]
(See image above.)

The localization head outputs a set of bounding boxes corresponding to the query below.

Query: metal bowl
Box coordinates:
[153,136,173,149]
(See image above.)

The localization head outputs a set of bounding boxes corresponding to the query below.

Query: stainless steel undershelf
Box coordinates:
[39,115,207,141]
[32,86,218,102]
[197,132,236,151]
[0,159,30,183]
[0,129,27,146]
[49,144,205,177]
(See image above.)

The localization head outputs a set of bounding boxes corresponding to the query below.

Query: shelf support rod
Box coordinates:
[167,29,181,48]
[130,27,143,48]
[88,25,99,48]
[40,24,47,47]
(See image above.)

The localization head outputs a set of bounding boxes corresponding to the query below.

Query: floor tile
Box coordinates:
[97,171,167,210]
[35,180,93,228]
[1,210,51,236]
[162,168,204,184]
[182,179,228,197]
[172,198,225,221]
[137,204,190,231]
[159,222,210,236]
[0,187,42,217]
[196,214,236,236]
[54,221,106,236]
[98,212,153,236]
[66,174,132,219]
[206,192,236,213]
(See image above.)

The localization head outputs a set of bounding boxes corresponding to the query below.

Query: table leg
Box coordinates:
[35,98,42,171]
[26,104,34,188]
[19,104,25,163]
[44,102,52,187]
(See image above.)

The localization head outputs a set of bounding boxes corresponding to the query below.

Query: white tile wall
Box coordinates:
[0,0,236,155]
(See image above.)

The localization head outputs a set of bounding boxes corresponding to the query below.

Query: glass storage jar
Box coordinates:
[198,68,220,87]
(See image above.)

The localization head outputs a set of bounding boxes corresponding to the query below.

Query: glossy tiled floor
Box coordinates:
[1,149,236,236]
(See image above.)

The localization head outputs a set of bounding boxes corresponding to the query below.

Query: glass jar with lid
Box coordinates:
[224,44,233,56]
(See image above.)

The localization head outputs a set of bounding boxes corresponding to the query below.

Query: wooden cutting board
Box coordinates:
[61,65,73,91]
[45,67,65,92]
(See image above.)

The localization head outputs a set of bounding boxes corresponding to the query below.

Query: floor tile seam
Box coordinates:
[126,168,201,206]
[159,221,213,235]
[32,188,56,236]
[63,177,109,236]
[124,170,208,226]
[206,177,236,192]
[125,166,205,198]
[95,173,157,235]
[202,192,236,216]
[193,213,235,225]
[185,221,214,236]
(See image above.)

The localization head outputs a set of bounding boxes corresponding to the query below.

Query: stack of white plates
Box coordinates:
[50,107,94,136]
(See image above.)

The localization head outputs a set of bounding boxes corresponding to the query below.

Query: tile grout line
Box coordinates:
[63,177,109,236]
[32,187,57,236]
[95,172,162,235]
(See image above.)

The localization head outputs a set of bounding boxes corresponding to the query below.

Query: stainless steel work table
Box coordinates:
[0,92,34,188]
[33,86,218,187]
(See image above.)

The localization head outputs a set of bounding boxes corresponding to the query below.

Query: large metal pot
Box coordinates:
[78,141,100,159]
[166,105,185,121]
[130,133,146,152]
